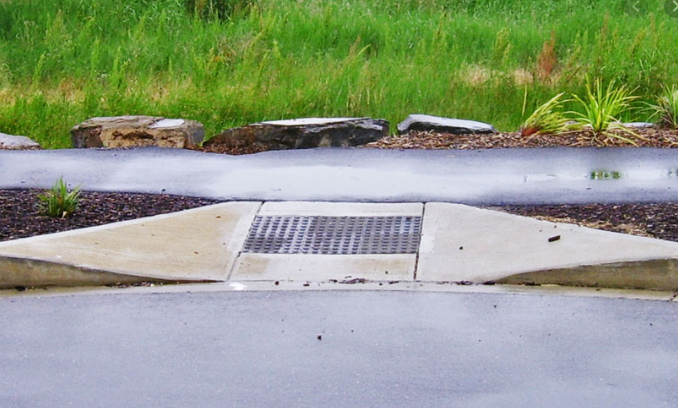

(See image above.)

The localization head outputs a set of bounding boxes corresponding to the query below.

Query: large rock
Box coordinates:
[205,117,389,152]
[397,114,496,135]
[71,116,204,149]
[0,133,41,150]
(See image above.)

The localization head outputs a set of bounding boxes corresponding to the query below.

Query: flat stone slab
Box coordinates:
[205,117,389,152]
[0,133,41,150]
[623,122,655,128]
[230,202,422,282]
[0,202,259,288]
[71,116,204,149]
[417,203,678,290]
[397,114,496,135]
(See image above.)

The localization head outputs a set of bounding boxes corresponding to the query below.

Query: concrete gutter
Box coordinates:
[2,201,678,292]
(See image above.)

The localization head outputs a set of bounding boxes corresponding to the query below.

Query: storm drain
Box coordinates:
[243,216,422,255]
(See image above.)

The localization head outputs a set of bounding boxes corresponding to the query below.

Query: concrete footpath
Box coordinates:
[3,147,678,204]
[2,201,678,291]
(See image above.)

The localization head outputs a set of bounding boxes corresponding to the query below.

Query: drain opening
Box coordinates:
[243,215,422,255]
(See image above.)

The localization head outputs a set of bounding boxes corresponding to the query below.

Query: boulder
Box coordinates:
[71,116,204,149]
[205,117,389,152]
[397,114,497,135]
[0,133,41,150]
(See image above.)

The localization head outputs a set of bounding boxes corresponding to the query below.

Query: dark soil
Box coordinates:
[0,189,222,242]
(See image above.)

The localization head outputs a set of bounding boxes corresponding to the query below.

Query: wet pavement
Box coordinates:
[1,289,677,408]
[2,147,678,204]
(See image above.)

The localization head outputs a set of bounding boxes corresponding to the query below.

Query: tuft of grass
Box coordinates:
[38,177,82,218]
[647,85,678,129]
[569,78,640,144]
[520,92,569,136]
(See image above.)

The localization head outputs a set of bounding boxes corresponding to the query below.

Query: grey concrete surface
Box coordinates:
[0,202,259,287]
[418,203,678,290]
[3,147,678,204]
[5,201,678,290]
[1,290,677,408]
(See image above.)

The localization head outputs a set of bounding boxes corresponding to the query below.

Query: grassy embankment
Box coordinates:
[0,0,676,148]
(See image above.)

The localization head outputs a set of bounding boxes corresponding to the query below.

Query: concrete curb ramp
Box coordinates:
[1,202,678,291]
[0,202,259,288]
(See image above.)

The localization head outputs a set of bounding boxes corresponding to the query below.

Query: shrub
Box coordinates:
[38,177,82,218]
[520,92,569,136]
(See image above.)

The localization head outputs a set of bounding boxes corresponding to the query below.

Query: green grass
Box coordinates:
[0,0,676,148]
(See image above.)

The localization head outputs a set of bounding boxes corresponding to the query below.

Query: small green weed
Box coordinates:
[647,85,678,129]
[38,177,82,218]
[520,92,569,136]
[569,79,640,144]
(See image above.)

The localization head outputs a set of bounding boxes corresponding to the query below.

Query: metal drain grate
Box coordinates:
[243,216,422,255]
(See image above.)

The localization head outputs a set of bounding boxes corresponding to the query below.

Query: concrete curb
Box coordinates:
[3,256,678,292]
[0,256,196,288]
[498,259,678,292]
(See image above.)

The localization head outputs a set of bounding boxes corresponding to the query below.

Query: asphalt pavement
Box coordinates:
[3,147,678,204]
[1,289,677,408]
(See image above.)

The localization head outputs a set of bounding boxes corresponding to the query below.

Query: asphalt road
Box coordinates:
[2,147,678,204]
[1,290,676,408]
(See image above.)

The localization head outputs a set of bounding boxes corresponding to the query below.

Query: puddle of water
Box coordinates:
[589,170,623,180]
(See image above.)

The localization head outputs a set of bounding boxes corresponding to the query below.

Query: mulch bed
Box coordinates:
[362,128,678,150]
[0,189,221,242]
[4,127,678,242]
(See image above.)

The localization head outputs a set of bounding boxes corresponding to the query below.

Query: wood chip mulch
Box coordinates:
[363,128,678,150]
[0,190,222,242]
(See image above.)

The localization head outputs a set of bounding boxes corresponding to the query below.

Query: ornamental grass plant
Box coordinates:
[520,92,569,136]
[647,85,678,129]
[569,79,641,144]
[38,177,81,218]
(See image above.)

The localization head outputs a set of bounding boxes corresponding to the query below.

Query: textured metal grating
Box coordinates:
[243,216,422,255]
